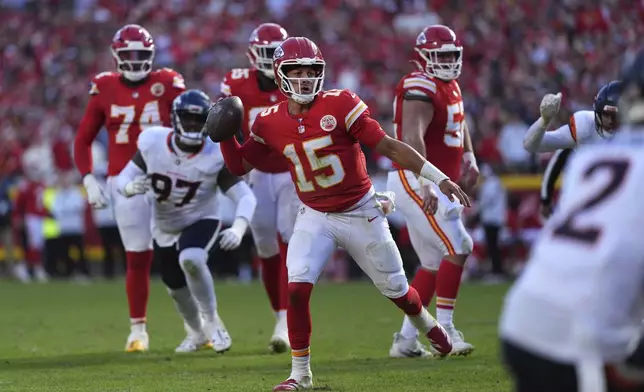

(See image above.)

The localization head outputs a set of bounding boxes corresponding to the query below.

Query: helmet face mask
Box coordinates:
[593,81,623,135]
[171,90,212,145]
[413,25,463,81]
[273,37,326,104]
[247,23,289,79]
[111,24,155,82]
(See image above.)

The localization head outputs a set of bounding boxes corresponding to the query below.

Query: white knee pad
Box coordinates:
[178,247,208,277]
[367,240,410,298]
[379,271,409,299]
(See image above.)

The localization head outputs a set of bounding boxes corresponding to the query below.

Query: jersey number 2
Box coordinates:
[150,173,201,207]
[111,102,161,144]
[553,159,630,244]
[283,135,345,192]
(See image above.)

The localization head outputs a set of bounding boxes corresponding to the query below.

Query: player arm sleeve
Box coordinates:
[74,96,105,177]
[540,149,572,205]
[115,151,147,197]
[219,167,257,225]
[343,94,387,148]
[524,116,577,153]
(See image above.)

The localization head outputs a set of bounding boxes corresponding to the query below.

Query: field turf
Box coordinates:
[0,280,511,391]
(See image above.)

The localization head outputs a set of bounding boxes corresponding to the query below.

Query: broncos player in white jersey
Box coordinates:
[523,81,622,154]
[524,81,622,219]
[500,53,644,392]
[116,90,257,353]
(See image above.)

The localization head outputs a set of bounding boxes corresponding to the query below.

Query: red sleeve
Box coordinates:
[220,137,287,176]
[74,95,104,176]
[337,89,386,148]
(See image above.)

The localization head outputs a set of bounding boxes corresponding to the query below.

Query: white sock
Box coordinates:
[179,248,217,316]
[130,318,147,334]
[290,348,311,379]
[400,315,419,340]
[436,307,454,329]
[276,310,287,322]
[406,308,438,336]
[168,286,201,333]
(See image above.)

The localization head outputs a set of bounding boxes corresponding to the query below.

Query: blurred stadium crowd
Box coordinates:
[0,0,640,282]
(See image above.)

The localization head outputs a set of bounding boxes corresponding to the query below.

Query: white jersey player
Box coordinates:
[500,53,644,390]
[523,81,622,154]
[116,90,257,353]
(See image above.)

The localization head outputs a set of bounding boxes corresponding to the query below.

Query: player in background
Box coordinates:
[116,90,256,353]
[526,81,622,218]
[13,148,53,283]
[73,24,186,352]
[499,54,644,392]
[218,37,471,391]
[386,25,478,358]
[220,23,293,353]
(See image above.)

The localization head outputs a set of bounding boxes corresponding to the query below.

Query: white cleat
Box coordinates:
[12,263,31,283]
[389,332,432,358]
[125,330,149,353]
[175,331,212,353]
[269,317,290,354]
[33,266,49,283]
[204,315,232,353]
[445,326,474,356]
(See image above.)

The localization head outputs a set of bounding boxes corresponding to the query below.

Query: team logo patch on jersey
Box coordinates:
[151,82,165,97]
[320,115,337,132]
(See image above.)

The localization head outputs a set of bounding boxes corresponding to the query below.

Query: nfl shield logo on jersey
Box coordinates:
[320,115,337,132]
[151,82,165,97]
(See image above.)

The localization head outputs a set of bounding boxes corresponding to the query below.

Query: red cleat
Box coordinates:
[426,323,453,356]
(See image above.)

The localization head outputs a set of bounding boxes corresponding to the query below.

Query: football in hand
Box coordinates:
[206,96,244,142]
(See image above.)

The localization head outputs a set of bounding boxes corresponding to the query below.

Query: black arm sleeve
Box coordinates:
[540,148,573,205]
[132,150,147,172]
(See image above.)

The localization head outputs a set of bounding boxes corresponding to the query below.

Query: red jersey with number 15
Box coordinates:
[220,68,285,140]
[74,68,186,176]
[392,71,464,180]
[250,89,386,212]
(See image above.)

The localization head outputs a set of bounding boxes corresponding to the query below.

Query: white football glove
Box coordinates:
[82,174,108,209]
[124,175,150,197]
[218,218,248,251]
[539,92,562,124]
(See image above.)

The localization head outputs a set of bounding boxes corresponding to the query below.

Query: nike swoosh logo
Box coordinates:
[367,216,378,222]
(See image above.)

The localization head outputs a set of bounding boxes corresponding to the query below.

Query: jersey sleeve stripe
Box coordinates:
[569,114,578,143]
[220,82,231,96]
[250,132,266,145]
[345,100,368,130]
[403,78,436,93]
[397,170,456,255]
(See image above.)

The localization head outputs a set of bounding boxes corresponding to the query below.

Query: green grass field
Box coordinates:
[0,280,511,391]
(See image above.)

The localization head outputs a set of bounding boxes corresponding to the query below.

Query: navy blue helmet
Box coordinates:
[171,89,212,144]
[593,80,622,135]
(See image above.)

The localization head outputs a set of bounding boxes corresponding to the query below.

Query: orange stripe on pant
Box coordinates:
[397,170,456,256]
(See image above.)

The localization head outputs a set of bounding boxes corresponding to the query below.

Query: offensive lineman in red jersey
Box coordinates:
[219,37,471,391]
[73,24,186,352]
[220,23,293,353]
[387,25,479,358]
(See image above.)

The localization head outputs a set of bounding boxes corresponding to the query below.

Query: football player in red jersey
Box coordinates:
[73,24,186,353]
[387,25,479,358]
[218,37,471,391]
[220,23,293,353]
